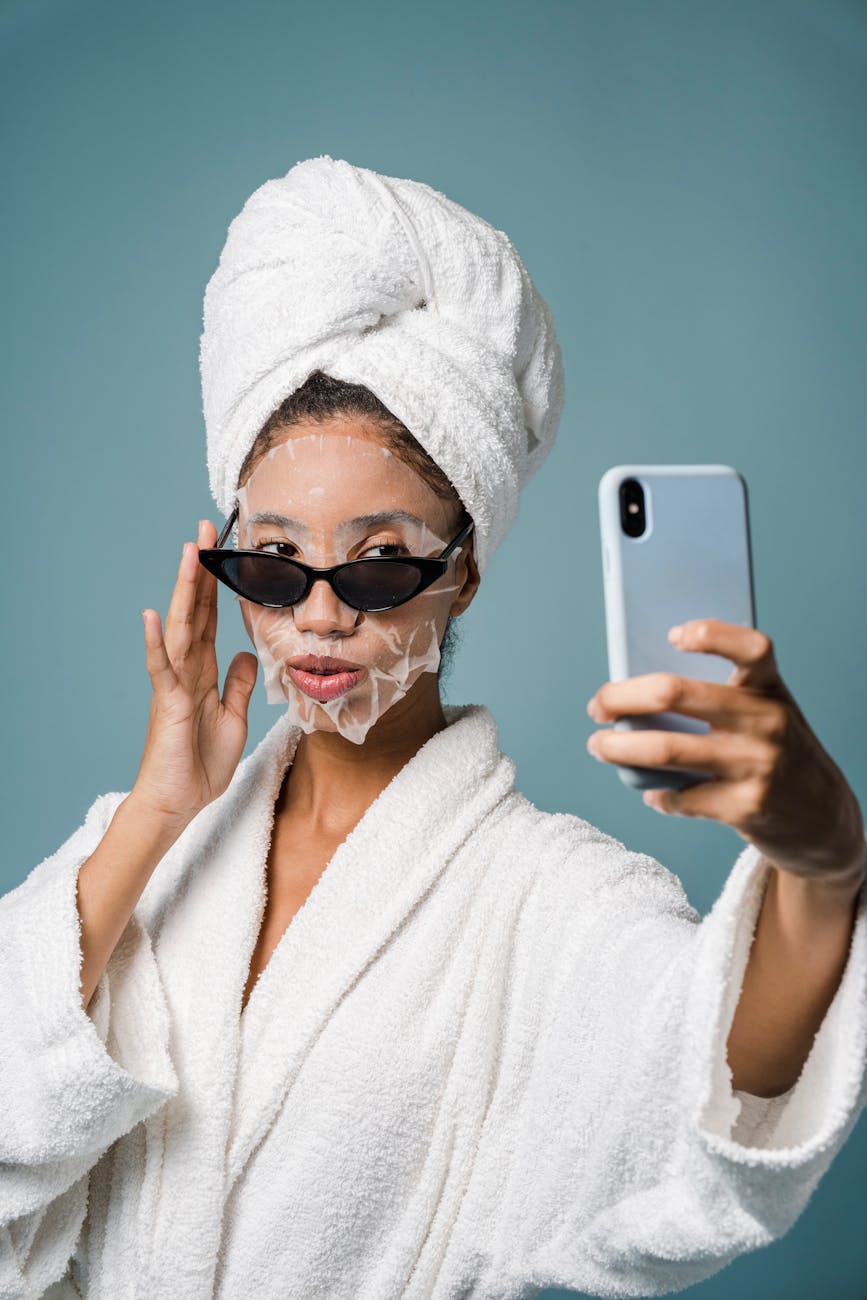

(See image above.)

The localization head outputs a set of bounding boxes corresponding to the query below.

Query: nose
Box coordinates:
[290,576,361,635]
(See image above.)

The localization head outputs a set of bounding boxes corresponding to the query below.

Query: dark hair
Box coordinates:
[236,370,471,683]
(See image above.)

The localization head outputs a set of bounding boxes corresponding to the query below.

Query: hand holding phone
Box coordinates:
[596,464,756,792]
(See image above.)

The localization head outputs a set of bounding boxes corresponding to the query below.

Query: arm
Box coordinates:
[0,522,251,1291]
[587,618,867,1102]
[727,850,867,1097]
[80,519,257,1011]
[77,792,193,1010]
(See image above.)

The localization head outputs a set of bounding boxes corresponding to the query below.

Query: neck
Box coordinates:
[277,673,449,834]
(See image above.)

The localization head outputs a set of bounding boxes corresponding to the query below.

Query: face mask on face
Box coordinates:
[232,431,468,745]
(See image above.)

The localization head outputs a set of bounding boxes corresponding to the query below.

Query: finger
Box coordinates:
[221,651,258,721]
[587,725,768,778]
[590,674,772,733]
[142,608,179,697]
[163,539,201,664]
[193,519,219,645]
[668,619,783,690]
[642,779,744,821]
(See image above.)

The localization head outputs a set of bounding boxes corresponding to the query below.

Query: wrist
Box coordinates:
[818,836,867,897]
[770,855,866,919]
[122,789,198,844]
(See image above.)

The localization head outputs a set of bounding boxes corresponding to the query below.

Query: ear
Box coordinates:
[449,540,481,618]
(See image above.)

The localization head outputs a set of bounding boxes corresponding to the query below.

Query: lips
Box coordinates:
[286,654,366,702]
[288,654,364,675]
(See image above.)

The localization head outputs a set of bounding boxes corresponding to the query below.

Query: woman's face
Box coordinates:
[235,419,478,745]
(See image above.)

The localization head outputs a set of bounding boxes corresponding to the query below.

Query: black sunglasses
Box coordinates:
[198,505,475,613]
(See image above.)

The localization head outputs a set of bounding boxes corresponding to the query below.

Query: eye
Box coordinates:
[361,541,409,559]
[254,538,296,556]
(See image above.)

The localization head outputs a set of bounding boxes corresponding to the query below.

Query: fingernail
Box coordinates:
[668,625,684,643]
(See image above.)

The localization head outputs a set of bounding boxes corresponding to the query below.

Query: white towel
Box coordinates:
[199,155,565,575]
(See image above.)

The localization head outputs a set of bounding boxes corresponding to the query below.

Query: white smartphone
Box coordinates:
[597,464,757,792]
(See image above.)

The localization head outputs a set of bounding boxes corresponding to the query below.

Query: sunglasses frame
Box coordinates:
[197,504,476,613]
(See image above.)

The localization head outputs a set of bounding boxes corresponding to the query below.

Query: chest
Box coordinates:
[240,812,347,1012]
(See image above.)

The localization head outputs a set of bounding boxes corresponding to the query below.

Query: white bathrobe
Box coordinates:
[2,702,866,1300]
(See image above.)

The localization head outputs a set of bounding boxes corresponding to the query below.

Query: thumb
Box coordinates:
[221,652,258,721]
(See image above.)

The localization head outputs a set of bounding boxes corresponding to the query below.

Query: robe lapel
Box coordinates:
[138,709,303,1294]
[224,702,517,1195]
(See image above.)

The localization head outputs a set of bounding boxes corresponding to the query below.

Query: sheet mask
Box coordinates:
[232,431,466,745]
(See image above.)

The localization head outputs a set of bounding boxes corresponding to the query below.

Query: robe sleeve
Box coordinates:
[0,791,178,1296]
[494,830,867,1298]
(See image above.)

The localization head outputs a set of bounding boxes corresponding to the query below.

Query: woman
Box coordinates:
[2,158,866,1300]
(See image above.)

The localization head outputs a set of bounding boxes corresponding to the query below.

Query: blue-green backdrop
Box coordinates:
[2,1,865,1295]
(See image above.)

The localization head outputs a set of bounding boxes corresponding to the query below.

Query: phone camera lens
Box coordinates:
[619,479,646,538]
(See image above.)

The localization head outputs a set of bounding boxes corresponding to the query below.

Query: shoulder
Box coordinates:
[493,790,701,927]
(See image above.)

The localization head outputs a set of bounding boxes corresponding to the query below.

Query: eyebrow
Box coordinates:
[245,510,427,535]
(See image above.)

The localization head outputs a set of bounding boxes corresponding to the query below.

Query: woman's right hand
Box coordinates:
[133,518,259,827]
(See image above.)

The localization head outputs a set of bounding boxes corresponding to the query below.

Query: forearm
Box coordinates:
[726,855,866,1098]
[76,794,191,1012]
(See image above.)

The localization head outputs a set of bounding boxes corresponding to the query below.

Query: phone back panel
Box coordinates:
[598,464,756,789]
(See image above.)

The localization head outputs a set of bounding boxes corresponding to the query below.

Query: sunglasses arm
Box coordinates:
[439,516,475,562]
[216,505,239,550]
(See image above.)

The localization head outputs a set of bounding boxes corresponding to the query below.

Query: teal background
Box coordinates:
[2,1,865,1295]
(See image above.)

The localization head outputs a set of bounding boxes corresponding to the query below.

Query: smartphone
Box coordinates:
[597,464,757,791]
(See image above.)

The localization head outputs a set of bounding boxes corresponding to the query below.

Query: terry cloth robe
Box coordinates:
[2,703,866,1300]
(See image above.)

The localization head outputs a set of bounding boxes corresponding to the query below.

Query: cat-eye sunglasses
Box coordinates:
[197,504,475,613]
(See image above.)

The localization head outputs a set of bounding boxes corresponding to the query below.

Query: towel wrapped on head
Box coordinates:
[199,154,565,575]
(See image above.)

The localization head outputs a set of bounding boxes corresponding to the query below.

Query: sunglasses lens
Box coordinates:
[222,554,308,606]
[217,554,424,611]
[335,561,423,610]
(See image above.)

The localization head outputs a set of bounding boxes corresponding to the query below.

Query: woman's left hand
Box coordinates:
[586,619,866,890]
